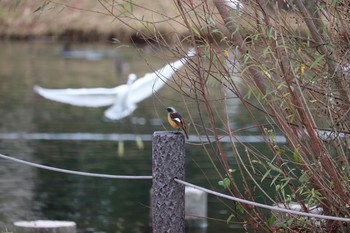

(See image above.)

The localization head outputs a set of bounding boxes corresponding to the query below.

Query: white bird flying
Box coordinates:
[34,48,196,120]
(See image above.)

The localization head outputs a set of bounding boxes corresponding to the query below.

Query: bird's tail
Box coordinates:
[181,124,189,140]
[183,129,189,140]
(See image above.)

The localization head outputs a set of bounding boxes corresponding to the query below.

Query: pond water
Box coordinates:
[0,41,268,233]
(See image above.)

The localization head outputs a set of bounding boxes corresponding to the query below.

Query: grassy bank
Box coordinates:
[0,0,191,42]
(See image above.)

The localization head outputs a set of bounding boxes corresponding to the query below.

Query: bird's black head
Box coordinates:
[166,107,176,113]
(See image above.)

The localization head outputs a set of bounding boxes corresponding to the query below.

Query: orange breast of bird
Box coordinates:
[168,113,180,129]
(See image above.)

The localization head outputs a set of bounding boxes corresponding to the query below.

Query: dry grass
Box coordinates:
[0,0,308,42]
[0,0,189,41]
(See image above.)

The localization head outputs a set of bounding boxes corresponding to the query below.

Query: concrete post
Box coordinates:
[152,131,185,233]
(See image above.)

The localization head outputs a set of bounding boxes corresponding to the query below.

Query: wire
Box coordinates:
[0,153,152,180]
[174,178,350,222]
[1,152,350,222]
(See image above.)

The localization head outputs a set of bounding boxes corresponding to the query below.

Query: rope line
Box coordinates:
[174,178,350,222]
[1,152,350,222]
[0,153,152,180]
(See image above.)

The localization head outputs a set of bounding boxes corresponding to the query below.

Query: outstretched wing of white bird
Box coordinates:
[34,48,195,120]
[34,85,125,107]
[34,74,137,108]
[128,48,195,104]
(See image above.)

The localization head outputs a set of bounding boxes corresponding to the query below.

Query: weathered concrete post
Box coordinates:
[152,131,185,233]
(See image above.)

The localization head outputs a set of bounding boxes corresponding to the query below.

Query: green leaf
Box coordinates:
[271,174,280,186]
[191,26,201,38]
[281,177,292,189]
[226,214,235,224]
[236,203,244,214]
[218,177,231,188]
[299,171,309,183]
[267,216,277,226]
[286,218,294,226]
[245,87,253,99]
[267,162,283,174]
[229,168,236,173]
[293,148,302,163]
[261,169,271,182]
[206,16,216,26]
[310,54,325,69]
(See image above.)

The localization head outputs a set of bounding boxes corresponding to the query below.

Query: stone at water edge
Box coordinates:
[13,220,76,233]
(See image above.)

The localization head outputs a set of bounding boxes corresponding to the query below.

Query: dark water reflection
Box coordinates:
[0,41,264,232]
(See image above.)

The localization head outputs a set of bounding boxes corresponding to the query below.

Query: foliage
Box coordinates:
[105,0,350,231]
[175,0,350,231]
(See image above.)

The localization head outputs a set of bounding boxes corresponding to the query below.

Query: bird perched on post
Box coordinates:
[166,107,189,140]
